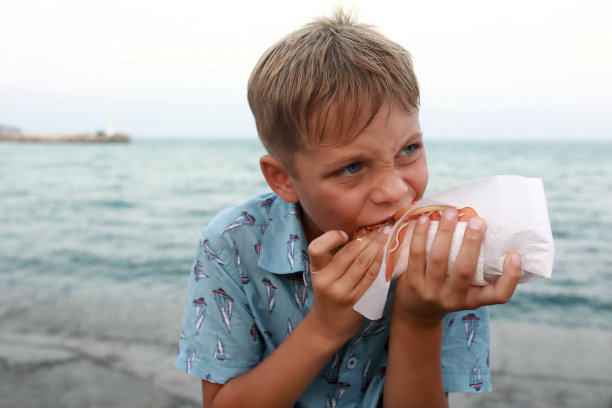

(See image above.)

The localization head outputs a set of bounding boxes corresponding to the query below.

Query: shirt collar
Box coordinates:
[256,196,309,275]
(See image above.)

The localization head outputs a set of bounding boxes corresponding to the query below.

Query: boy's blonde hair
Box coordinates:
[248,8,420,172]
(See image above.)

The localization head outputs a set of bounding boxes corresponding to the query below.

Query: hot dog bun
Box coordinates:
[354,204,479,282]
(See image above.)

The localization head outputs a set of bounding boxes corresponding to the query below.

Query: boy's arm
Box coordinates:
[201,229,389,408]
[384,211,521,407]
[201,310,344,407]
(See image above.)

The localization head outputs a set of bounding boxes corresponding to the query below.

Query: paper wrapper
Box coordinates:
[353,175,555,320]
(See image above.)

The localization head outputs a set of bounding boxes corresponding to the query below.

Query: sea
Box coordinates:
[1,138,611,330]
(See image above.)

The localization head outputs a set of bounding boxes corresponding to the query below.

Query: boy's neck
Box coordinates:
[298,204,325,244]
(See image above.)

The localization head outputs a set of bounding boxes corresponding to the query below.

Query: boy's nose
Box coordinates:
[370,169,409,205]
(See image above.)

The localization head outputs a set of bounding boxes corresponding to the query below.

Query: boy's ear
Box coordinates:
[260,155,299,203]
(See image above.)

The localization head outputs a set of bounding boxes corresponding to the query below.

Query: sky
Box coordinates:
[1,0,610,140]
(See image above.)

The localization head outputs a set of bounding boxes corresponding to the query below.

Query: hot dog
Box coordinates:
[355,204,479,282]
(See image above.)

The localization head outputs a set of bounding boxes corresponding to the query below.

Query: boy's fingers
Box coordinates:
[488,252,521,304]
[348,228,389,293]
[468,252,521,307]
[497,253,522,301]
[406,215,430,284]
[448,217,486,290]
[308,230,349,272]
[425,209,458,285]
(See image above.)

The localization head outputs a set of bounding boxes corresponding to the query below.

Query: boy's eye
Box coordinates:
[337,162,362,176]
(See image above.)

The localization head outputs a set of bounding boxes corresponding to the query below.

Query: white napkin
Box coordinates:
[353,175,555,320]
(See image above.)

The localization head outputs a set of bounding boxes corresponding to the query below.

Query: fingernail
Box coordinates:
[511,253,521,267]
[468,217,483,230]
[443,209,457,220]
[418,215,429,224]
[339,231,349,241]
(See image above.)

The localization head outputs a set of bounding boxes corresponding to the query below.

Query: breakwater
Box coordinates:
[0,132,130,143]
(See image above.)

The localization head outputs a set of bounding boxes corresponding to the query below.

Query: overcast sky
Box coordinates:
[1,0,610,140]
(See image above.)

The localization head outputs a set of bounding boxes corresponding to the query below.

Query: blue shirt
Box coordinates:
[175,192,491,407]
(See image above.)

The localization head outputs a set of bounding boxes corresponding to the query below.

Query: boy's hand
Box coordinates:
[394,209,522,326]
[306,229,389,344]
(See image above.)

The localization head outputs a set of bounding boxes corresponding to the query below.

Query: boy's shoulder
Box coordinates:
[204,191,300,240]
[202,192,306,274]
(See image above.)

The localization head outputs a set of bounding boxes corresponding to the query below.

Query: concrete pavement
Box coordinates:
[1,289,610,407]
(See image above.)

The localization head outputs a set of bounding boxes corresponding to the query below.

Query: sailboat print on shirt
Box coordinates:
[284,203,300,218]
[326,383,351,408]
[469,359,483,391]
[301,250,311,288]
[287,234,299,269]
[287,275,307,312]
[234,246,250,284]
[346,318,388,358]
[262,278,277,312]
[261,198,274,213]
[192,297,207,335]
[358,318,387,340]
[203,240,224,265]
[186,349,196,374]
[213,288,234,334]
[193,259,209,281]
[251,323,262,343]
[225,211,256,231]
[361,355,373,392]
[462,313,480,351]
[213,336,226,361]
[321,352,341,384]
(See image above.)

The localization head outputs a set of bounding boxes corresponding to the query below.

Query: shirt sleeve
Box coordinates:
[440,306,492,393]
[174,228,263,384]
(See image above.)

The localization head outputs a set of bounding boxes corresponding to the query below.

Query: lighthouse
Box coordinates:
[106,119,116,137]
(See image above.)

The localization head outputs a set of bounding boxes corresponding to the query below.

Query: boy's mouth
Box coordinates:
[352,201,419,239]
[352,215,398,239]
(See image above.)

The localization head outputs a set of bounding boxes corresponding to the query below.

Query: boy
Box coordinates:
[175,9,521,407]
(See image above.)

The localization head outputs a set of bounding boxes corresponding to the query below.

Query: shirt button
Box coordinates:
[347,357,358,370]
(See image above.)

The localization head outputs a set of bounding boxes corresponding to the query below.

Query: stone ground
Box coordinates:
[449,322,611,408]
[1,289,610,408]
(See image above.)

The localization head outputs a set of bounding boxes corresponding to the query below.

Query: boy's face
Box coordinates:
[289,102,428,242]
